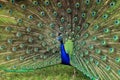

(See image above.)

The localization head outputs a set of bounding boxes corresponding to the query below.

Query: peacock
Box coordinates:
[0,0,120,80]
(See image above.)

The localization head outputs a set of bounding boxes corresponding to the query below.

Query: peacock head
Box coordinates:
[57,33,63,42]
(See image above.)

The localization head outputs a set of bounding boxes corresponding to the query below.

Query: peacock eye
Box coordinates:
[50,33,55,38]
[16,32,22,38]
[49,23,55,29]
[113,35,119,41]
[103,28,110,33]
[67,24,71,29]
[33,1,38,6]
[80,41,86,46]
[40,11,45,17]
[114,20,120,25]
[12,47,17,52]
[42,42,47,47]
[28,15,33,19]
[109,48,114,53]
[59,27,64,31]
[83,33,89,38]
[118,70,120,75]
[57,2,62,8]
[85,0,90,5]
[75,2,80,8]
[92,36,97,41]
[73,17,78,22]
[37,22,44,28]
[21,4,26,10]
[5,26,12,32]
[19,43,25,48]
[8,9,13,14]
[106,65,111,71]
[26,49,31,54]
[96,0,101,4]
[93,25,99,30]
[115,57,120,63]
[53,11,58,17]
[26,27,31,32]
[102,14,108,19]
[7,39,13,44]
[84,50,89,55]
[0,45,6,50]
[95,49,101,54]
[88,45,94,50]
[28,37,33,43]
[110,2,115,7]
[81,13,86,18]
[45,0,50,6]
[38,34,44,40]
[17,18,23,23]
[91,11,96,17]
[0,4,2,9]
[20,56,25,61]
[66,8,72,14]
[95,61,99,66]
[6,56,11,60]
[83,23,89,29]
[10,0,15,4]
[101,55,107,61]
[76,26,80,31]
[101,40,106,46]
[60,17,65,23]
[52,40,57,45]
[34,47,39,52]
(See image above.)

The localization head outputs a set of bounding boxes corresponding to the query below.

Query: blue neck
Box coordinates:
[60,43,70,65]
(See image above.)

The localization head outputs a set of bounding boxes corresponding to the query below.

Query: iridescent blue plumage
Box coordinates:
[57,34,70,65]
[60,43,70,65]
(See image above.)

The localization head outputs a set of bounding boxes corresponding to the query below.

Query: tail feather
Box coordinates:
[0,0,120,79]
